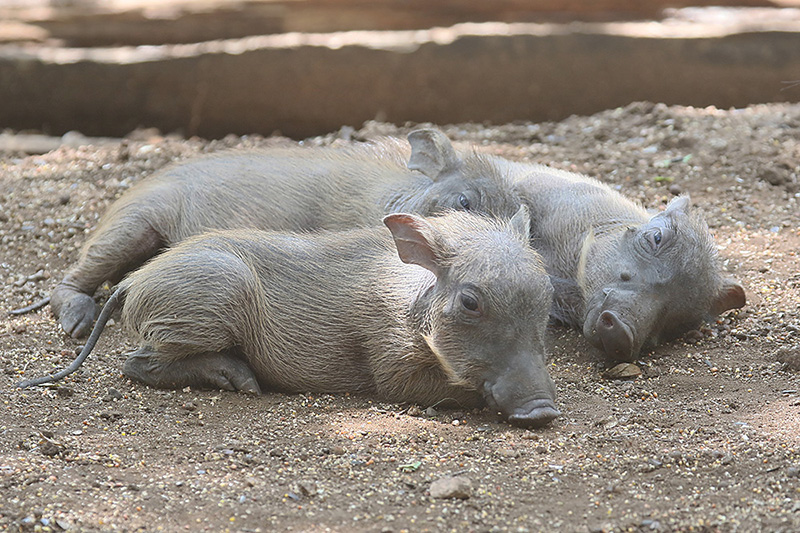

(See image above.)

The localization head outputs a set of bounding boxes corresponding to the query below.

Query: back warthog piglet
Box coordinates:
[20,208,559,428]
[41,129,521,338]
[513,166,745,362]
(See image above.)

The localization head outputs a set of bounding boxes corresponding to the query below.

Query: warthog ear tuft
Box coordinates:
[407,129,461,180]
[710,279,746,316]
[384,213,443,277]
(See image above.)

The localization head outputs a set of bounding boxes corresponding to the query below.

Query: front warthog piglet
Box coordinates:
[513,166,745,362]
[22,208,559,428]
[46,129,521,338]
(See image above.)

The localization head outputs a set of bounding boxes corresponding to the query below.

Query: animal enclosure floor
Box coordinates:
[2,101,800,531]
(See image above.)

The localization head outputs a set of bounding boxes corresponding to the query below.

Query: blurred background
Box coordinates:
[1,0,799,139]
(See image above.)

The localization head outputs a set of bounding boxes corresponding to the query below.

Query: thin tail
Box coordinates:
[16,288,124,388]
[9,296,51,316]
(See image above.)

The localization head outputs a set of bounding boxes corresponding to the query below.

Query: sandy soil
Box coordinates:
[2,101,800,532]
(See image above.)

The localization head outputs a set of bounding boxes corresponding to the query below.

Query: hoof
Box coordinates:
[124,348,262,394]
[58,293,98,338]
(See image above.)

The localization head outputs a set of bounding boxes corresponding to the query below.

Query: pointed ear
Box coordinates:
[663,195,691,216]
[383,213,443,277]
[509,205,531,242]
[407,129,461,180]
[710,279,746,316]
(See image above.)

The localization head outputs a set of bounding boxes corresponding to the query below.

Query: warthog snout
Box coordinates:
[482,354,559,428]
[594,309,635,362]
[507,398,561,428]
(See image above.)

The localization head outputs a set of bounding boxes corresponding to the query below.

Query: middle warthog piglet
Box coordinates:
[117,208,559,427]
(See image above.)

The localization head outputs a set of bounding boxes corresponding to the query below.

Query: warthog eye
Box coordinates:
[458,194,471,210]
[460,293,480,313]
[647,228,662,249]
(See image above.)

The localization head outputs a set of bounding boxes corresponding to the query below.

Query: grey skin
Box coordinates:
[47,129,521,338]
[21,209,560,428]
[510,165,746,362]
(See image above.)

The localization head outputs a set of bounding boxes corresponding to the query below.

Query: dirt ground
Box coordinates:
[1,101,800,532]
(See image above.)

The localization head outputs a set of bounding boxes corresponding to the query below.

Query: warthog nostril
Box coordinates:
[600,310,616,329]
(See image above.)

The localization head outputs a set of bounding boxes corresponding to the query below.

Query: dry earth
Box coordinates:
[1,101,800,532]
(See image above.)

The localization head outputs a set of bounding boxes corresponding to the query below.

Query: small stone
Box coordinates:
[425,406,438,416]
[58,194,71,205]
[786,466,799,478]
[13,324,27,334]
[330,446,346,456]
[103,388,123,401]
[601,363,641,380]
[56,386,73,398]
[245,477,258,487]
[429,476,472,499]
[683,329,704,342]
[406,406,423,417]
[182,401,197,411]
[761,166,788,186]
[667,450,682,461]
[776,345,800,371]
[297,481,317,497]
[38,437,64,457]
[497,447,519,458]
[667,183,682,196]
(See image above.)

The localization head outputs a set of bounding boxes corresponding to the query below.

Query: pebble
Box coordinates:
[668,183,682,195]
[761,166,788,186]
[497,447,519,458]
[103,388,124,402]
[786,466,799,478]
[640,519,663,531]
[683,329,704,342]
[775,345,800,371]
[425,407,438,416]
[406,406,422,417]
[330,446,346,456]
[38,438,64,457]
[297,480,317,496]
[429,476,472,499]
[601,363,641,380]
